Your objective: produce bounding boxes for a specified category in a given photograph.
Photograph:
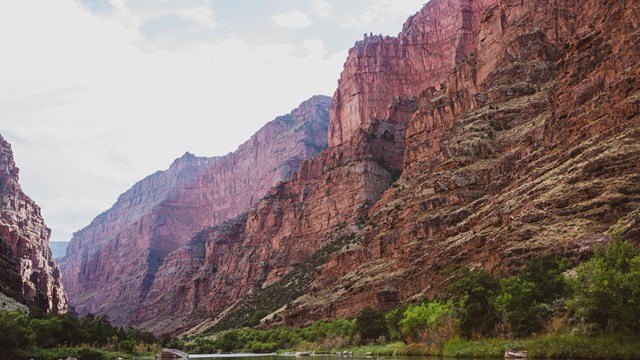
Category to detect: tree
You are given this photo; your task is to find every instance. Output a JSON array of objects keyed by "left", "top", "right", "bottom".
[
  {"left": 572, "top": 239, "right": 640, "bottom": 332},
  {"left": 446, "top": 268, "right": 500, "bottom": 338},
  {"left": 355, "top": 307, "right": 389, "bottom": 342},
  {"left": 0, "top": 311, "right": 35, "bottom": 350},
  {"left": 399, "top": 301, "right": 455, "bottom": 344}
]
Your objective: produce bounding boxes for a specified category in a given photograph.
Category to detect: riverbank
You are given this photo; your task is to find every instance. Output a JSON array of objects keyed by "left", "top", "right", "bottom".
[{"left": 319, "top": 334, "right": 640, "bottom": 359}]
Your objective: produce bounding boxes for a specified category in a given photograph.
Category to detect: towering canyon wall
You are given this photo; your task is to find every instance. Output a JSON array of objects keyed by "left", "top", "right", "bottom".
[
  {"left": 61, "top": 95, "right": 331, "bottom": 325},
  {"left": 64, "top": 0, "right": 639, "bottom": 336},
  {"left": 134, "top": 0, "right": 499, "bottom": 335},
  {"left": 0, "top": 134, "right": 67, "bottom": 312},
  {"left": 285, "top": 0, "right": 640, "bottom": 324}
]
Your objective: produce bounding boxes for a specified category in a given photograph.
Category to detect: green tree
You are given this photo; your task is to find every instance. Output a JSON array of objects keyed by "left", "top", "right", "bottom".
[
  {"left": 399, "top": 301, "right": 455, "bottom": 343},
  {"left": 355, "top": 307, "right": 389, "bottom": 342},
  {"left": 0, "top": 311, "right": 35, "bottom": 350},
  {"left": 493, "top": 276, "right": 539, "bottom": 337},
  {"left": 572, "top": 239, "right": 640, "bottom": 332},
  {"left": 384, "top": 308, "right": 404, "bottom": 341},
  {"left": 446, "top": 268, "right": 500, "bottom": 338}
]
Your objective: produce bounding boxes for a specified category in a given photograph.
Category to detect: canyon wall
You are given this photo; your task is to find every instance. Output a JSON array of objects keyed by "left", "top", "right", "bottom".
[
  {"left": 64, "top": 0, "right": 639, "bottom": 335},
  {"left": 137, "top": 0, "right": 500, "bottom": 335},
  {"left": 285, "top": 0, "right": 640, "bottom": 324},
  {"left": 61, "top": 95, "right": 331, "bottom": 325},
  {"left": 0, "top": 134, "right": 67, "bottom": 312}
]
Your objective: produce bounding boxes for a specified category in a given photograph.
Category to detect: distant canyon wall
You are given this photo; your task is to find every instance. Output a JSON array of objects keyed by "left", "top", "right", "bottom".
[{"left": 61, "top": 96, "right": 331, "bottom": 325}]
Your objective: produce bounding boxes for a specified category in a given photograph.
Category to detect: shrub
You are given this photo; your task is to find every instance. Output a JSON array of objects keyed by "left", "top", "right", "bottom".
[
  {"left": 446, "top": 268, "right": 500, "bottom": 338},
  {"left": 399, "top": 301, "right": 457, "bottom": 345},
  {"left": 355, "top": 307, "right": 389, "bottom": 342},
  {"left": 571, "top": 239, "right": 640, "bottom": 332},
  {"left": 493, "top": 276, "right": 540, "bottom": 337}
]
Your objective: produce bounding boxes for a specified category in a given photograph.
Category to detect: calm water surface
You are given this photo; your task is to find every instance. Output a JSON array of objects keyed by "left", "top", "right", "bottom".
[{"left": 186, "top": 355, "right": 451, "bottom": 360}]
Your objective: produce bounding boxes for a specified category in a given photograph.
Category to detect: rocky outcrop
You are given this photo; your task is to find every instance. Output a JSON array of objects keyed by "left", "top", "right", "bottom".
[
  {"left": 284, "top": 0, "right": 640, "bottom": 324},
  {"left": 0, "top": 134, "right": 67, "bottom": 313},
  {"left": 66, "top": 0, "right": 640, "bottom": 336},
  {"left": 142, "top": 0, "right": 500, "bottom": 335},
  {"left": 61, "top": 96, "right": 331, "bottom": 325},
  {"left": 328, "top": 0, "right": 498, "bottom": 148}
]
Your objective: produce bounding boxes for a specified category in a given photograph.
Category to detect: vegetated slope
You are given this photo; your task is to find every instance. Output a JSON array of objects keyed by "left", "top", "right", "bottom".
[
  {"left": 180, "top": 0, "right": 639, "bottom": 334},
  {"left": 0, "top": 134, "right": 68, "bottom": 313},
  {"left": 61, "top": 95, "right": 331, "bottom": 326}
]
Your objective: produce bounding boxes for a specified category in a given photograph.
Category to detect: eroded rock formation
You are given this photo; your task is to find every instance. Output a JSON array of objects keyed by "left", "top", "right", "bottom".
[
  {"left": 0, "top": 134, "right": 67, "bottom": 312},
  {"left": 286, "top": 0, "right": 640, "bottom": 324},
  {"left": 61, "top": 96, "right": 331, "bottom": 325},
  {"left": 135, "top": 0, "right": 497, "bottom": 335},
  {"left": 65, "top": 0, "right": 640, "bottom": 336}
]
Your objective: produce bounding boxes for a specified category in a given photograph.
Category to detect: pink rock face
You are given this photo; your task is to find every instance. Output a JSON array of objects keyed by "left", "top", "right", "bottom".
[
  {"left": 328, "top": 0, "right": 498, "bottom": 148},
  {"left": 285, "top": 0, "right": 640, "bottom": 324},
  {"left": 0, "top": 134, "right": 68, "bottom": 312},
  {"left": 129, "top": 0, "right": 502, "bottom": 334},
  {"left": 61, "top": 96, "right": 330, "bottom": 326}
]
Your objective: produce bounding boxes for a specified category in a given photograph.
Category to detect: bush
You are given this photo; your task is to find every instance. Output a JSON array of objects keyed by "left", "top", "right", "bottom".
[
  {"left": 384, "top": 308, "right": 404, "bottom": 341},
  {"left": 446, "top": 268, "right": 500, "bottom": 338},
  {"left": 399, "top": 301, "right": 456, "bottom": 345},
  {"left": 0, "top": 311, "right": 35, "bottom": 350},
  {"left": 493, "top": 276, "right": 540, "bottom": 337},
  {"left": 355, "top": 307, "right": 389, "bottom": 342},
  {"left": 571, "top": 239, "right": 640, "bottom": 332}
]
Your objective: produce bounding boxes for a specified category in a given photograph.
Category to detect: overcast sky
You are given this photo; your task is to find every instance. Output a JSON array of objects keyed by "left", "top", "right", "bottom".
[{"left": 0, "top": 0, "right": 426, "bottom": 242}]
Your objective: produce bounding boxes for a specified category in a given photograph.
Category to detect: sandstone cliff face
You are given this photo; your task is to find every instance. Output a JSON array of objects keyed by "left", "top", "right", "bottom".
[
  {"left": 285, "top": 0, "right": 640, "bottom": 324},
  {"left": 135, "top": 129, "right": 398, "bottom": 334},
  {"left": 61, "top": 96, "right": 331, "bottom": 325},
  {"left": 328, "top": 0, "right": 498, "bottom": 149},
  {"left": 149, "top": 0, "right": 496, "bottom": 335},
  {"left": 0, "top": 134, "right": 67, "bottom": 312}
]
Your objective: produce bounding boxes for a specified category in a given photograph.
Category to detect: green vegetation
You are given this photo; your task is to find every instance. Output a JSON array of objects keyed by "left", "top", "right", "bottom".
[
  {"left": 209, "top": 232, "right": 356, "bottom": 332},
  {"left": 0, "top": 309, "right": 159, "bottom": 360},
  {"left": 183, "top": 234, "right": 640, "bottom": 359}
]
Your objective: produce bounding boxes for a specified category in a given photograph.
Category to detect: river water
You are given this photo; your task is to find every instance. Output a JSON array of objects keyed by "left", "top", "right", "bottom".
[{"left": 186, "top": 354, "right": 450, "bottom": 360}]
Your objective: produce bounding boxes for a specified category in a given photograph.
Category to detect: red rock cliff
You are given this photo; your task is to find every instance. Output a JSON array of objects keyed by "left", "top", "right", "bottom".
[
  {"left": 61, "top": 96, "right": 330, "bottom": 325},
  {"left": 135, "top": 1, "right": 499, "bottom": 335},
  {"left": 328, "top": 0, "right": 497, "bottom": 148},
  {"left": 285, "top": 0, "right": 640, "bottom": 324},
  {"left": 0, "top": 134, "right": 68, "bottom": 312}
]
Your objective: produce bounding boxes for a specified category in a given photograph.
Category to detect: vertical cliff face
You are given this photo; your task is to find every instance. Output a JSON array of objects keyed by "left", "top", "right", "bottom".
[
  {"left": 61, "top": 95, "right": 331, "bottom": 325},
  {"left": 284, "top": 0, "right": 640, "bottom": 324},
  {"left": 0, "top": 134, "right": 68, "bottom": 313},
  {"left": 328, "top": 0, "right": 498, "bottom": 149},
  {"left": 141, "top": 1, "right": 500, "bottom": 335}
]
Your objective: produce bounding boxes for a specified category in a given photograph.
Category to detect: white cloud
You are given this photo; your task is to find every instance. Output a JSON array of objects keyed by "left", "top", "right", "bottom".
[
  {"left": 311, "top": 0, "right": 332, "bottom": 19},
  {"left": 178, "top": 6, "right": 216, "bottom": 29},
  {"left": 0, "top": 0, "right": 345, "bottom": 242},
  {"left": 271, "top": 10, "right": 312, "bottom": 29},
  {"left": 341, "top": 0, "right": 426, "bottom": 31}
]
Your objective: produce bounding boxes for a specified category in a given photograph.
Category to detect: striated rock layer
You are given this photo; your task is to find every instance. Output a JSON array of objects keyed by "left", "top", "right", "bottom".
[
  {"left": 0, "top": 134, "right": 67, "bottom": 313},
  {"left": 139, "top": 0, "right": 499, "bottom": 335},
  {"left": 61, "top": 96, "right": 331, "bottom": 325},
  {"left": 170, "top": 0, "right": 639, "bottom": 334},
  {"left": 285, "top": 0, "right": 640, "bottom": 324}
]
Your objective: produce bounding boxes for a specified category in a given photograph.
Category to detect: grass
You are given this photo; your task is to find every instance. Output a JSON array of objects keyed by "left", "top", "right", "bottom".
[
  {"left": 284, "top": 334, "right": 640, "bottom": 359},
  {"left": 12, "top": 347, "right": 133, "bottom": 360}
]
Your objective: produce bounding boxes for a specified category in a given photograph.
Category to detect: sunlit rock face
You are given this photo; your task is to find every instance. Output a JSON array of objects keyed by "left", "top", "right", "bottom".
[
  {"left": 61, "top": 96, "right": 331, "bottom": 326},
  {"left": 0, "top": 134, "right": 68, "bottom": 313}
]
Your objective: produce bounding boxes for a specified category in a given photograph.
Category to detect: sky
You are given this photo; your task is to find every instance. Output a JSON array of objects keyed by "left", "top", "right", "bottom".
[{"left": 0, "top": 0, "right": 427, "bottom": 242}]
